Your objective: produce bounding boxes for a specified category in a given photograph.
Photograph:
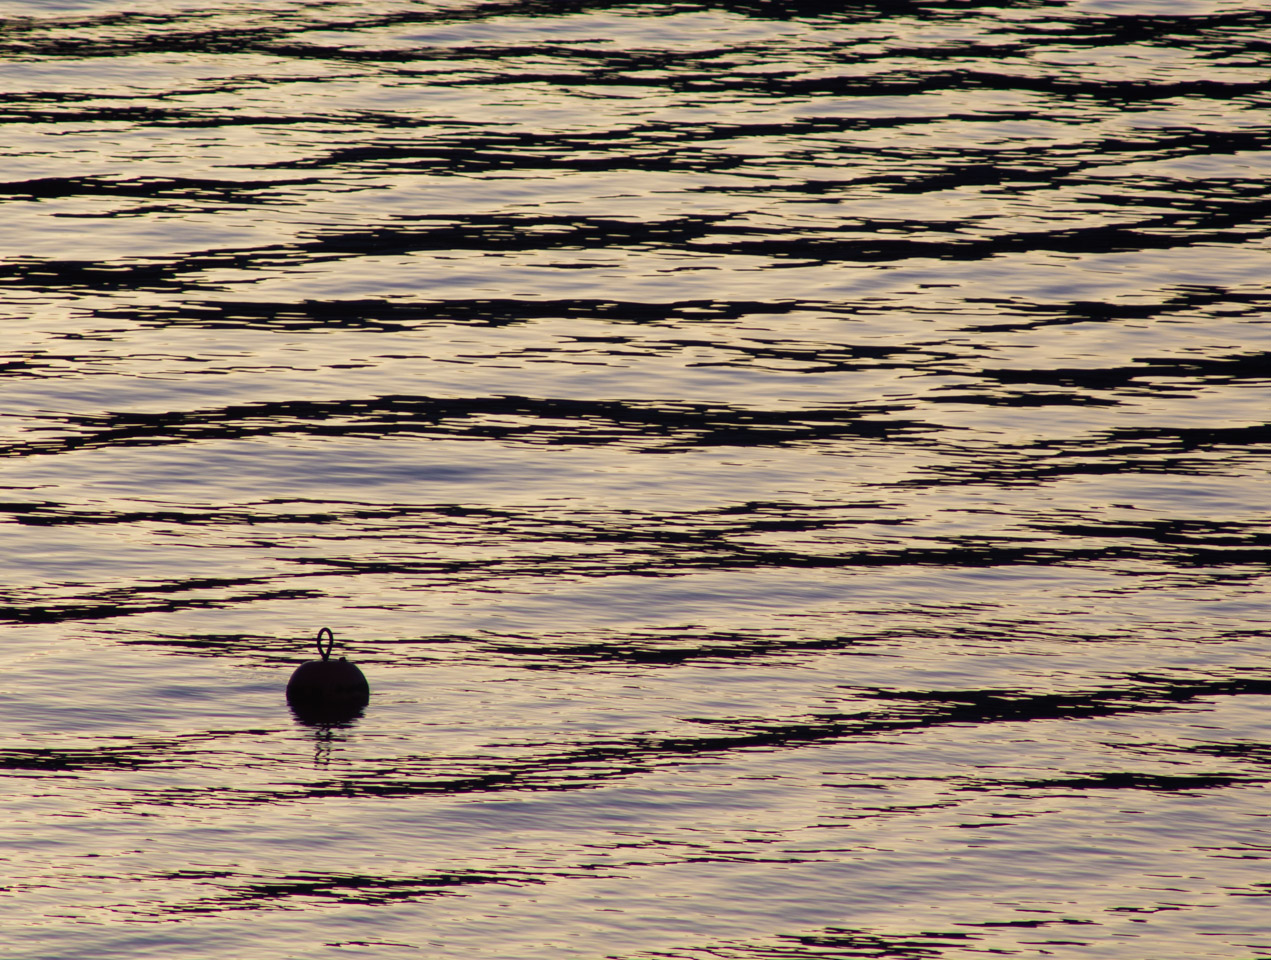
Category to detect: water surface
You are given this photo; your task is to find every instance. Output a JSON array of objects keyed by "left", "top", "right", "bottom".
[{"left": 2, "top": 1, "right": 1270, "bottom": 957}]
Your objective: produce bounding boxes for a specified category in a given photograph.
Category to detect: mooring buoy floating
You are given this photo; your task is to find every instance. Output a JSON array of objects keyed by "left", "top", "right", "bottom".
[{"left": 286, "top": 627, "right": 370, "bottom": 724}]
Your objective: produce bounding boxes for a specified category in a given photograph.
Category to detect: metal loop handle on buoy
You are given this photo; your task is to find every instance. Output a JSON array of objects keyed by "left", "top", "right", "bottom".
[{"left": 316, "top": 627, "right": 335, "bottom": 661}]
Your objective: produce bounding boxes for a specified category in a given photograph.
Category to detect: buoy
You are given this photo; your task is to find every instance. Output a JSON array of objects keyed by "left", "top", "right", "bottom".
[{"left": 286, "top": 628, "right": 370, "bottom": 724}]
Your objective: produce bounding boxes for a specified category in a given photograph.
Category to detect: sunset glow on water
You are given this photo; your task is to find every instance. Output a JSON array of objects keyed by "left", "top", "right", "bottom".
[{"left": 1, "top": 1, "right": 1270, "bottom": 957}]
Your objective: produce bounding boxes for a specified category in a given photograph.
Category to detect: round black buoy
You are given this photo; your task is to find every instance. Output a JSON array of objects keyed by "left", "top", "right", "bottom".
[{"left": 286, "top": 628, "right": 370, "bottom": 725}]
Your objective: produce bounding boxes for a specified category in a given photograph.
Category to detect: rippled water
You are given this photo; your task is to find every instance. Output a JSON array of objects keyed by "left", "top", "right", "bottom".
[{"left": 2, "top": 0, "right": 1270, "bottom": 957}]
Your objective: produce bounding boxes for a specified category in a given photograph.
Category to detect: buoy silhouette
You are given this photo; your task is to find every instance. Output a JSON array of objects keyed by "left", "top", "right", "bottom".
[{"left": 286, "top": 627, "right": 370, "bottom": 724}]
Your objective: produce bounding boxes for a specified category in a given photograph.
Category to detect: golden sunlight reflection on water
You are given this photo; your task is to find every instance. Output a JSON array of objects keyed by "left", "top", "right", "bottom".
[{"left": 1, "top": 0, "right": 1270, "bottom": 958}]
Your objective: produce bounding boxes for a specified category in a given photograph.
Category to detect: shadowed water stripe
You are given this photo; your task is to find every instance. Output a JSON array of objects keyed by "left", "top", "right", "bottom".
[{"left": 102, "top": 672, "right": 1271, "bottom": 808}]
